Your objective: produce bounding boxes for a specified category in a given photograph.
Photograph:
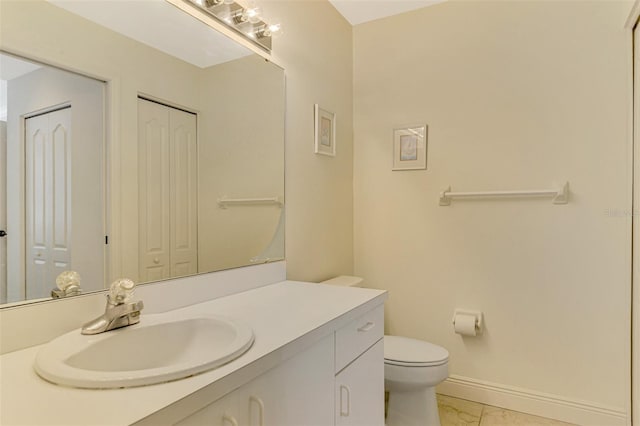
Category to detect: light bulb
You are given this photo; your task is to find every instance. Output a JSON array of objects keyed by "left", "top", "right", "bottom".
[
  {"left": 191, "top": 0, "right": 205, "bottom": 6},
  {"left": 223, "top": 0, "right": 235, "bottom": 4},
  {"left": 266, "top": 22, "right": 282, "bottom": 36},
  {"left": 242, "top": 6, "right": 262, "bottom": 24},
  {"left": 258, "top": 21, "right": 282, "bottom": 38}
]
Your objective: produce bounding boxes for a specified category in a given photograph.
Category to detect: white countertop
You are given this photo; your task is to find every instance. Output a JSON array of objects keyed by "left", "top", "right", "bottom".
[{"left": 0, "top": 281, "right": 387, "bottom": 426}]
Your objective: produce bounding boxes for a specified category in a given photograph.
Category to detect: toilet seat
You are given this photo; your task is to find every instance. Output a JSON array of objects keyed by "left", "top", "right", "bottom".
[
  {"left": 384, "top": 335, "right": 449, "bottom": 367},
  {"left": 385, "top": 358, "right": 448, "bottom": 367}
]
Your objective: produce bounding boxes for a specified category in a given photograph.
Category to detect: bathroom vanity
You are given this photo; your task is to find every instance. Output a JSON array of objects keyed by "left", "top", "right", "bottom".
[{"left": 0, "top": 281, "right": 386, "bottom": 425}]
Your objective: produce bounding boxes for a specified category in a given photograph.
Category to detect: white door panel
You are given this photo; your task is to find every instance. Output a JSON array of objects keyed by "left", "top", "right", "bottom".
[
  {"left": 138, "top": 100, "right": 171, "bottom": 282},
  {"left": 50, "top": 119, "right": 71, "bottom": 276},
  {"left": 25, "top": 107, "right": 71, "bottom": 299},
  {"left": 138, "top": 99, "right": 197, "bottom": 281},
  {"left": 169, "top": 109, "right": 197, "bottom": 277}
]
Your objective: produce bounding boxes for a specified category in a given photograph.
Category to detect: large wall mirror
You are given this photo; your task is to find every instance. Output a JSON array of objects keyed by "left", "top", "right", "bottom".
[{"left": 0, "top": 0, "right": 285, "bottom": 306}]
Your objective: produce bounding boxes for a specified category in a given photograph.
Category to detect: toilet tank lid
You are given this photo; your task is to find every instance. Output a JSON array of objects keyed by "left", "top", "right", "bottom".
[
  {"left": 319, "top": 275, "right": 363, "bottom": 287},
  {"left": 384, "top": 335, "right": 449, "bottom": 364}
]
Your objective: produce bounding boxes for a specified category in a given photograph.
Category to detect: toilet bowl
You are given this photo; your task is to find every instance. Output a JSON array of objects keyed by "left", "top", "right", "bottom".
[
  {"left": 384, "top": 335, "right": 449, "bottom": 426},
  {"left": 320, "top": 276, "right": 450, "bottom": 426}
]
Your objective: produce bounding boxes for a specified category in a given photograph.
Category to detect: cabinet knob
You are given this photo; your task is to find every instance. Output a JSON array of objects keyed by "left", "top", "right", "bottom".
[{"left": 153, "top": 257, "right": 160, "bottom": 264}]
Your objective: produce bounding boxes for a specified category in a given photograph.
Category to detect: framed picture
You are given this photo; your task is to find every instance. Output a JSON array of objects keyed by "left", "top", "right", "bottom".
[
  {"left": 392, "top": 124, "right": 427, "bottom": 170},
  {"left": 314, "top": 104, "right": 336, "bottom": 157}
]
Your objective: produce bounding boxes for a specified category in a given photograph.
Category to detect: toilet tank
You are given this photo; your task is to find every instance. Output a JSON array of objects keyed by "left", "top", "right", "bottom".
[{"left": 320, "top": 275, "right": 364, "bottom": 287}]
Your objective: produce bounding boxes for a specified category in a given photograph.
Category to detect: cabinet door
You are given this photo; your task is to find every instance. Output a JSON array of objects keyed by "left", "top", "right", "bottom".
[
  {"left": 241, "top": 333, "right": 335, "bottom": 426},
  {"left": 177, "top": 391, "right": 241, "bottom": 426},
  {"left": 335, "top": 339, "right": 384, "bottom": 426}
]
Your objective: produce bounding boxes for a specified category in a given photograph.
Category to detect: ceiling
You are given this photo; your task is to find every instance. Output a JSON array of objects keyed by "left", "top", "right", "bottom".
[
  {"left": 0, "top": 53, "right": 42, "bottom": 121},
  {"left": 48, "top": 0, "right": 252, "bottom": 68},
  {"left": 0, "top": 54, "right": 41, "bottom": 81},
  {"left": 328, "top": 0, "right": 446, "bottom": 25},
  {"left": 45, "top": 0, "right": 445, "bottom": 67}
]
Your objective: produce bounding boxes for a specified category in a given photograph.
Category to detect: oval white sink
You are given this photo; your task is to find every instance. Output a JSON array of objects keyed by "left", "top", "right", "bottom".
[{"left": 34, "top": 314, "right": 254, "bottom": 389}]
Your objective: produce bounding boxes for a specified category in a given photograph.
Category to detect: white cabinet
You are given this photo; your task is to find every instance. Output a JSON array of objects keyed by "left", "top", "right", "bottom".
[
  {"left": 178, "top": 390, "right": 238, "bottom": 426},
  {"left": 335, "top": 305, "right": 385, "bottom": 426},
  {"left": 177, "top": 334, "right": 334, "bottom": 426},
  {"left": 174, "top": 304, "right": 385, "bottom": 426}
]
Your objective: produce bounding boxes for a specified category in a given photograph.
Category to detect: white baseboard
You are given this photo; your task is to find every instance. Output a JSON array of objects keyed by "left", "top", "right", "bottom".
[{"left": 437, "top": 375, "right": 628, "bottom": 426}]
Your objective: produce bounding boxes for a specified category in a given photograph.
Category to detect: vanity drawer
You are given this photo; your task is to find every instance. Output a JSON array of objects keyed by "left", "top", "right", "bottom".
[{"left": 335, "top": 304, "right": 384, "bottom": 373}]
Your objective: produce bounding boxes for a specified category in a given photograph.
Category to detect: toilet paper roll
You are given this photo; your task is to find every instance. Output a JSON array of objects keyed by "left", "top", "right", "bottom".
[{"left": 454, "top": 313, "right": 477, "bottom": 336}]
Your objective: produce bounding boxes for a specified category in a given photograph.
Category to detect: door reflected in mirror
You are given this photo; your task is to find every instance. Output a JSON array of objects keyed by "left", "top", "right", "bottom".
[
  {"left": 0, "top": 53, "right": 105, "bottom": 304},
  {"left": 0, "top": 0, "right": 285, "bottom": 307}
]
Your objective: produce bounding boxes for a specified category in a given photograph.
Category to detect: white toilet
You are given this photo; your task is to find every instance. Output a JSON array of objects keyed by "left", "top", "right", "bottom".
[
  {"left": 384, "top": 335, "right": 449, "bottom": 426},
  {"left": 320, "top": 276, "right": 450, "bottom": 426}
]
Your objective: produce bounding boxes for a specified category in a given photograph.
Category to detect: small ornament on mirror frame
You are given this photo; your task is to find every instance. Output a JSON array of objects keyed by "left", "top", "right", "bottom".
[
  {"left": 314, "top": 104, "right": 336, "bottom": 157},
  {"left": 392, "top": 124, "right": 427, "bottom": 170}
]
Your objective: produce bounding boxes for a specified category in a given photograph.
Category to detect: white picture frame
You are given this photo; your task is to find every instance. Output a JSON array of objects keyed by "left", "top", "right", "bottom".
[
  {"left": 392, "top": 124, "right": 427, "bottom": 170},
  {"left": 314, "top": 104, "right": 336, "bottom": 157}
]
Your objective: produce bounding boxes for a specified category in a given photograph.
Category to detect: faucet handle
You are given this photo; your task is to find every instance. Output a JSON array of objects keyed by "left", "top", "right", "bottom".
[
  {"left": 51, "top": 271, "right": 82, "bottom": 298},
  {"left": 108, "top": 278, "right": 136, "bottom": 304}
]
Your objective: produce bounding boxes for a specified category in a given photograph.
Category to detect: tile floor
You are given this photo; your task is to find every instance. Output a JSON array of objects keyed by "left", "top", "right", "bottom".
[{"left": 436, "top": 394, "right": 576, "bottom": 426}]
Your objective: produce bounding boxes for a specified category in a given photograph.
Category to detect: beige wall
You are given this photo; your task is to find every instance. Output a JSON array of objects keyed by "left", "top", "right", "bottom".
[
  {"left": 198, "top": 55, "right": 285, "bottom": 272},
  {"left": 262, "top": 0, "right": 355, "bottom": 282},
  {"left": 354, "top": 0, "right": 631, "bottom": 416}
]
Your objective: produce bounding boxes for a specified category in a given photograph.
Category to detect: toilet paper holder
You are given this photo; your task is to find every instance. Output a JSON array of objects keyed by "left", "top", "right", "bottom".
[{"left": 452, "top": 309, "right": 483, "bottom": 334}]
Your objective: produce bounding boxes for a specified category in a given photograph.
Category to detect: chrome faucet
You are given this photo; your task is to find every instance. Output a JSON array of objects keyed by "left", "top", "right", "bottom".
[{"left": 81, "top": 279, "right": 144, "bottom": 335}]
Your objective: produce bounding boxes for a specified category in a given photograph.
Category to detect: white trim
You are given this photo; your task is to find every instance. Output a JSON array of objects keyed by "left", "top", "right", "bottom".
[
  {"left": 632, "top": 11, "right": 640, "bottom": 426},
  {"left": 437, "top": 375, "right": 628, "bottom": 426},
  {"left": 627, "top": 14, "right": 637, "bottom": 426},
  {"left": 626, "top": 0, "right": 640, "bottom": 29}
]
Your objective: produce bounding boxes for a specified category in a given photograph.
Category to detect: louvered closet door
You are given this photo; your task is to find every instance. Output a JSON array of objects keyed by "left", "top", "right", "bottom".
[
  {"left": 138, "top": 98, "right": 197, "bottom": 282},
  {"left": 25, "top": 107, "right": 72, "bottom": 299}
]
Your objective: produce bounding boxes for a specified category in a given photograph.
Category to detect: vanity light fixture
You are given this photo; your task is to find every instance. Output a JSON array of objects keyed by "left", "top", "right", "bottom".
[
  {"left": 184, "top": 0, "right": 279, "bottom": 51},
  {"left": 204, "top": 0, "right": 234, "bottom": 7}
]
